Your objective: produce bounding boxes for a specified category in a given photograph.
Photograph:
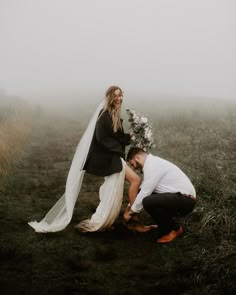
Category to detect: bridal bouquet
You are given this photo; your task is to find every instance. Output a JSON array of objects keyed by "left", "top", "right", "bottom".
[{"left": 126, "top": 108, "right": 155, "bottom": 151}]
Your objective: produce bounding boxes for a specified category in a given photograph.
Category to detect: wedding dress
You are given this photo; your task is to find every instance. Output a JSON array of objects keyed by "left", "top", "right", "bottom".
[{"left": 28, "top": 101, "right": 125, "bottom": 232}]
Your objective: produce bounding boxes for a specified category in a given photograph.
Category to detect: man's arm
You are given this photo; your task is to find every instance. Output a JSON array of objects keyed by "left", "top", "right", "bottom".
[
  {"left": 124, "top": 158, "right": 167, "bottom": 222},
  {"left": 131, "top": 161, "right": 166, "bottom": 213},
  {"left": 130, "top": 176, "right": 158, "bottom": 213},
  {"left": 124, "top": 168, "right": 161, "bottom": 223}
]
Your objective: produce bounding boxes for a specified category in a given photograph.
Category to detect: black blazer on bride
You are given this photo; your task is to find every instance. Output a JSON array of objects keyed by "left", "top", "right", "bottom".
[{"left": 84, "top": 110, "right": 131, "bottom": 177}]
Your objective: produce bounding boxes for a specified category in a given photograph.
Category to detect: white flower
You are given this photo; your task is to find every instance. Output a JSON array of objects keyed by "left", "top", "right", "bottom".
[
  {"left": 141, "top": 117, "right": 148, "bottom": 124},
  {"left": 133, "top": 114, "right": 139, "bottom": 121}
]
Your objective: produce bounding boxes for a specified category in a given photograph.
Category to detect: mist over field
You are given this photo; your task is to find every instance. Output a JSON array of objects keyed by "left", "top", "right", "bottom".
[
  {"left": 1, "top": 1, "right": 236, "bottom": 294},
  {"left": 1, "top": 0, "right": 235, "bottom": 125},
  {"left": 24, "top": 91, "right": 236, "bottom": 124}
]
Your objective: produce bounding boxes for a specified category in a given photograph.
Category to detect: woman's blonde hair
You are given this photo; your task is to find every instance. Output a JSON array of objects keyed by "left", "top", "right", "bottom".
[{"left": 102, "top": 86, "right": 123, "bottom": 132}]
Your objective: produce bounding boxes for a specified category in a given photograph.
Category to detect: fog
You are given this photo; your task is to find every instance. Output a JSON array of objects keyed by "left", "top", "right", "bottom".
[{"left": 1, "top": 0, "right": 236, "bottom": 114}]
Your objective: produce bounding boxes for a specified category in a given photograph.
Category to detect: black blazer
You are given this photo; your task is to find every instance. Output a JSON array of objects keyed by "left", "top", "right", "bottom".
[{"left": 84, "top": 110, "right": 130, "bottom": 176}]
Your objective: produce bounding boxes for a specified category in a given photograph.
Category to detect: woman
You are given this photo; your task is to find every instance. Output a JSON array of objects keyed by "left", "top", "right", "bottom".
[
  {"left": 29, "top": 86, "right": 141, "bottom": 233},
  {"left": 77, "top": 86, "right": 142, "bottom": 231},
  {"left": 84, "top": 86, "right": 141, "bottom": 200}
]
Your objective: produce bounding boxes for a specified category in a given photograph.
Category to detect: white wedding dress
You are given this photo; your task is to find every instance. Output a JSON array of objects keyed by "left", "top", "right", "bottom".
[{"left": 28, "top": 101, "right": 126, "bottom": 233}]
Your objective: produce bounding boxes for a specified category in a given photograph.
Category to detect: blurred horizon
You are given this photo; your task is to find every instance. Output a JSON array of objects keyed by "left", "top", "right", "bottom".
[{"left": 1, "top": 87, "right": 235, "bottom": 125}]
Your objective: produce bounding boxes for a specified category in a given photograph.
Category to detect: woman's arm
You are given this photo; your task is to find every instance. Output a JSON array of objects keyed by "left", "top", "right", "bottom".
[
  {"left": 113, "top": 120, "right": 131, "bottom": 146},
  {"left": 121, "top": 133, "right": 131, "bottom": 145},
  {"left": 95, "top": 112, "right": 124, "bottom": 155}
]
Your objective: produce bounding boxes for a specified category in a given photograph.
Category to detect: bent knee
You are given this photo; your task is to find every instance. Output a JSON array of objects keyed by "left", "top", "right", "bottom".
[
  {"left": 142, "top": 196, "right": 151, "bottom": 210},
  {"left": 128, "top": 175, "right": 141, "bottom": 189},
  {"left": 133, "top": 175, "right": 141, "bottom": 186},
  {"left": 142, "top": 197, "right": 148, "bottom": 209},
  {"left": 125, "top": 167, "right": 141, "bottom": 186}
]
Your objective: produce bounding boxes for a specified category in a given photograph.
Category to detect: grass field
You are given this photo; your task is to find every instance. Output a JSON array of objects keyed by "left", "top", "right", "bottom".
[
  {"left": 0, "top": 100, "right": 235, "bottom": 295},
  {"left": 0, "top": 97, "right": 32, "bottom": 180}
]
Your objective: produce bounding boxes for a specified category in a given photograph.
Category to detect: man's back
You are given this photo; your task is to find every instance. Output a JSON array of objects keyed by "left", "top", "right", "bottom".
[{"left": 143, "top": 154, "right": 196, "bottom": 197}]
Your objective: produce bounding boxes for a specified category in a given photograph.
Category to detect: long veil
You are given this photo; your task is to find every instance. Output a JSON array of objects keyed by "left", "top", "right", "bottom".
[
  {"left": 28, "top": 100, "right": 122, "bottom": 232},
  {"left": 29, "top": 100, "right": 126, "bottom": 232}
]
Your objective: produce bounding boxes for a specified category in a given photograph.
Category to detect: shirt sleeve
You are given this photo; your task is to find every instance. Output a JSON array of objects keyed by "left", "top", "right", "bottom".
[{"left": 131, "top": 161, "right": 165, "bottom": 213}]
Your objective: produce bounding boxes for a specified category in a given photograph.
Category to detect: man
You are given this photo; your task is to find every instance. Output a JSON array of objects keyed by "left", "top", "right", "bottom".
[{"left": 124, "top": 147, "right": 196, "bottom": 243}]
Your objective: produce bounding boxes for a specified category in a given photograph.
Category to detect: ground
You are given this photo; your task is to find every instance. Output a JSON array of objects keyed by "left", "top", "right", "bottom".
[{"left": 0, "top": 109, "right": 235, "bottom": 295}]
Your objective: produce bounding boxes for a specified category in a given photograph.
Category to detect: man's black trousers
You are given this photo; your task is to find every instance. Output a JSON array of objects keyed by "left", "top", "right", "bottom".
[{"left": 142, "top": 192, "right": 196, "bottom": 236}]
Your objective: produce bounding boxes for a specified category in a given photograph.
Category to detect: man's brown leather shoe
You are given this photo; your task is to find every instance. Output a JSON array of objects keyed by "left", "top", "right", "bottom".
[{"left": 157, "top": 226, "right": 184, "bottom": 243}]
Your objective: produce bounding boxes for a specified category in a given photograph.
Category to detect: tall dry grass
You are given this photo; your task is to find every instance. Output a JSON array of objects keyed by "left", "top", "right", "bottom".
[{"left": 0, "top": 99, "right": 33, "bottom": 178}]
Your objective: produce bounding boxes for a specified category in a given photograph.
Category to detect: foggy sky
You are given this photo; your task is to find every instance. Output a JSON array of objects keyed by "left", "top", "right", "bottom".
[{"left": 1, "top": 0, "right": 236, "bottom": 101}]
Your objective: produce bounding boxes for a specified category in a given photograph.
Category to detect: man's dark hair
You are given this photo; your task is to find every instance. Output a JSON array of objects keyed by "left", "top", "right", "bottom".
[{"left": 126, "top": 147, "right": 146, "bottom": 161}]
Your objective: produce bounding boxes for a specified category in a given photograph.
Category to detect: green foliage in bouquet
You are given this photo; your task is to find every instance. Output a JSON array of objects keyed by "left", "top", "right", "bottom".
[{"left": 126, "top": 108, "right": 155, "bottom": 151}]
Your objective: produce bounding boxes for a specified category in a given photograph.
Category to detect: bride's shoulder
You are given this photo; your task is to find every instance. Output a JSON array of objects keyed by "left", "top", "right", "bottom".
[
  {"left": 100, "top": 110, "right": 110, "bottom": 117},
  {"left": 98, "top": 110, "right": 111, "bottom": 122}
]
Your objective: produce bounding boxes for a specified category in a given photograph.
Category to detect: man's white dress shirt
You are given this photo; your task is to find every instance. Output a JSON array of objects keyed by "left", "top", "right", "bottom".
[{"left": 131, "top": 154, "right": 196, "bottom": 213}]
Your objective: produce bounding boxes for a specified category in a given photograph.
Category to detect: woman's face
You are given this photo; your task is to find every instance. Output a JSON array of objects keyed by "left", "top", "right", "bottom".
[{"left": 113, "top": 89, "right": 123, "bottom": 107}]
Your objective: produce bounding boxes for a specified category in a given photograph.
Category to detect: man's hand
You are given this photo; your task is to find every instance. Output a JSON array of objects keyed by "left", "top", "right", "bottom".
[{"left": 123, "top": 208, "right": 137, "bottom": 223}]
